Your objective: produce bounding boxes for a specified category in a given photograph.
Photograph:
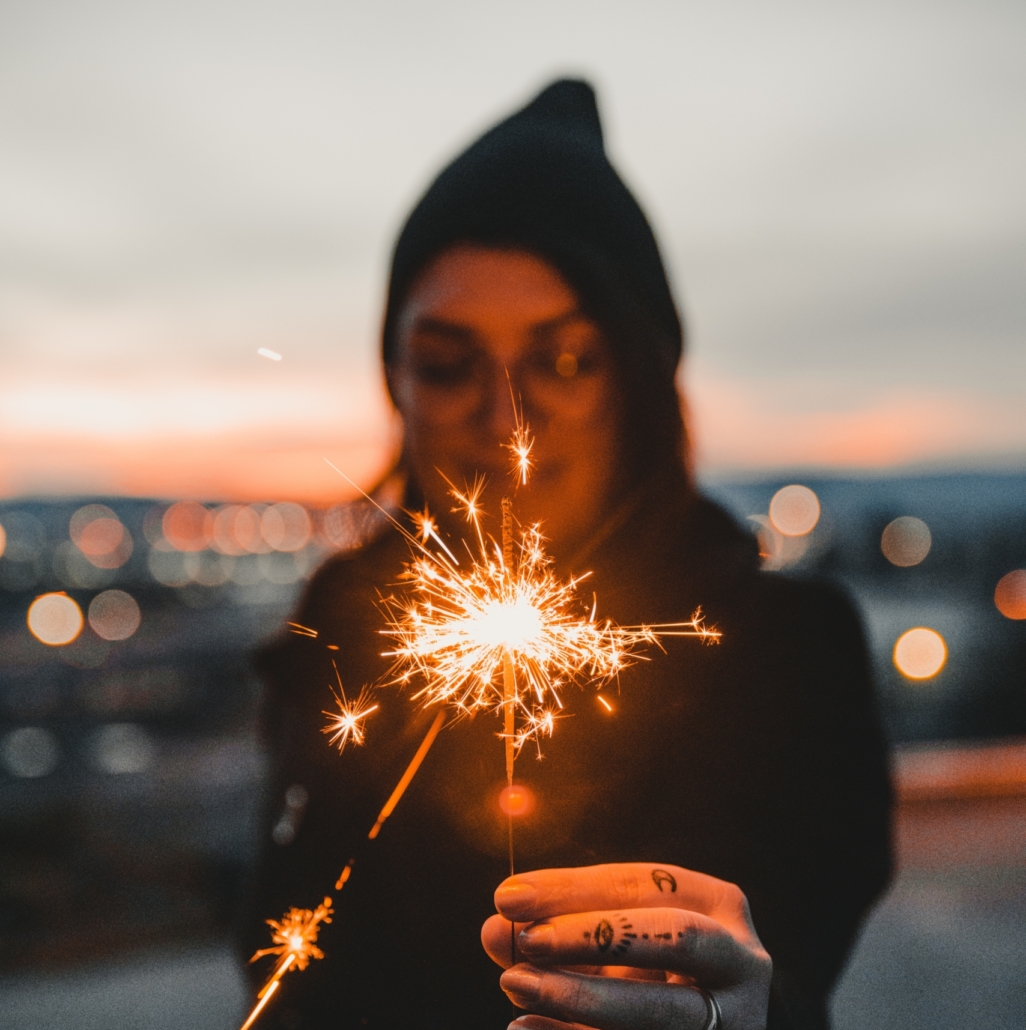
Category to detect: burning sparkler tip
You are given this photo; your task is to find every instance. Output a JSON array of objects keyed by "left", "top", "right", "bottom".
[{"left": 322, "top": 683, "right": 379, "bottom": 751}]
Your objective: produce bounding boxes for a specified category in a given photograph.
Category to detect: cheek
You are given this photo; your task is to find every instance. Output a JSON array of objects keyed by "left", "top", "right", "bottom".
[{"left": 547, "top": 378, "right": 621, "bottom": 451}]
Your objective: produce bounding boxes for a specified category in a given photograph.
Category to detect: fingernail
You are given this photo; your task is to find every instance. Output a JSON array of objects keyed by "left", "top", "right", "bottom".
[
  {"left": 495, "top": 882, "right": 539, "bottom": 917},
  {"left": 517, "top": 922, "right": 554, "bottom": 957},
  {"left": 500, "top": 965, "right": 542, "bottom": 1005}
]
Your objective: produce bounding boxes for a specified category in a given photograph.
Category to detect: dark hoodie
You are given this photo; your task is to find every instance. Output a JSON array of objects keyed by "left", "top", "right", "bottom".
[{"left": 242, "top": 81, "right": 892, "bottom": 1030}]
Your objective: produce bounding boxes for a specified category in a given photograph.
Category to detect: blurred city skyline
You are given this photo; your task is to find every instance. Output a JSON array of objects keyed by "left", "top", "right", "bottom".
[{"left": 2, "top": 0, "right": 1024, "bottom": 502}]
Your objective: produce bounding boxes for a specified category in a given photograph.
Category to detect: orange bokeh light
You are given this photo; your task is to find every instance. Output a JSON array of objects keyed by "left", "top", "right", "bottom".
[
  {"left": 768, "top": 485, "right": 820, "bottom": 537},
  {"left": 27, "top": 592, "right": 84, "bottom": 646},
  {"left": 69, "top": 503, "right": 133, "bottom": 568},
  {"left": 70, "top": 504, "right": 117, "bottom": 545},
  {"left": 498, "top": 784, "right": 534, "bottom": 817},
  {"left": 162, "top": 501, "right": 214, "bottom": 551},
  {"left": 78, "top": 517, "right": 124, "bottom": 556},
  {"left": 994, "top": 570, "right": 1026, "bottom": 620},
  {"left": 211, "top": 504, "right": 268, "bottom": 554},
  {"left": 893, "top": 627, "right": 947, "bottom": 680}
]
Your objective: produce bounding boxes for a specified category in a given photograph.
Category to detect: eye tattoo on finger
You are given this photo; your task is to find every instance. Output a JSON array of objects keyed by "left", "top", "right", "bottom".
[
  {"left": 583, "top": 918, "right": 615, "bottom": 952},
  {"left": 583, "top": 914, "right": 640, "bottom": 958},
  {"left": 651, "top": 868, "right": 677, "bottom": 893},
  {"left": 584, "top": 916, "right": 676, "bottom": 954}
]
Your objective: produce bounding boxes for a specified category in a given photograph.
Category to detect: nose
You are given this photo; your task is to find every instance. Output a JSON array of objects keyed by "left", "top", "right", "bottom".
[{"left": 483, "top": 366, "right": 521, "bottom": 442}]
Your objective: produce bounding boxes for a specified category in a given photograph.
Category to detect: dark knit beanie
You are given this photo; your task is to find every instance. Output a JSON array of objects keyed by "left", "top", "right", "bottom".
[{"left": 381, "top": 78, "right": 683, "bottom": 370}]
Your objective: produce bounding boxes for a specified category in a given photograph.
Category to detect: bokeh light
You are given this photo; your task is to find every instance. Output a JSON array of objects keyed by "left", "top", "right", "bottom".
[
  {"left": 893, "top": 627, "right": 947, "bottom": 680},
  {"left": 1, "top": 727, "right": 60, "bottom": 778},
  {"left": 261, "top": 502, "right": 312, "bottom": 551},
  {"left": 70, "top": 504, "right": 116, "bottom": 544},
  {"left": 212, "top": 505, "right": 244, "bottom": 555},
  {"left": 192, "top": 551, "right": 234, "bottom": 587},
  {"left": 498, "top": 783, "right": 534, "bottom": 817},
  {"left": 230, "top": 554, "right": 264, "bottom": 586},
  {"left": 162, "top": 501, "right": 213, "bottom": 551},
  {"left": 88, "top": 589, "right": 142, "bottom": 641},
  {"left": 147, "top": 548, "right": 196, "bottom": 587},
  {"left": 881, "top": 516, "right": 932, "bottom": 567},
  {"left": 768, "top": 485, "right": 821, "bottom": 537},
  {"left": 1, "top": 511, "right": 46, "bottom": 562},
  {"left": 238, "top": 506, "right": 268, "bottom": 551},
  {"left": 212, "top": 504, "right": 268, "bottom": 554},
  {"left": 70, "top": 504, "right": 134, "bottom": 569},
  {"left": 0, "top": 522, "right": 6, "bottom": 558},
  {"left": 91, "top": 723, "right": 155, "bottom": 775},
  {"left": 749, "top": 513, "right": 809, "bottom": 570},
  {"left": 994, "top": 570, "right": 1026, "bottom": 620},
  {"left": 258, "top": 551, "right": 306, "bottom": 584},
  {"left": 78, "top": 518, "right": 123, "bottom": 555},
  {"left": 555, "top": 353, "right": 578, "bottom": 377},
  {"left": 27, "top": 592, "right": 84, "bottom": 646}
]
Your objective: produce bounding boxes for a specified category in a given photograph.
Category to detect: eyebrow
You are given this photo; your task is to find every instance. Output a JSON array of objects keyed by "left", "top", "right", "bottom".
[
  {"left": 412, "top": 310, "right": 587, "bottom": 338},
  {"left": 408, "top": 317, "right": 478, "bottom": 344},
  {"left": 531, "top": 310, "right": 590, "bottom": 341}
]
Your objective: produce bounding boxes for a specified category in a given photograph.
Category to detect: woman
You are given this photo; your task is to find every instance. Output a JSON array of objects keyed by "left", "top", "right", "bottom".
[{"left": 243, "top": 80, "right": 891, "bottom": 1030}]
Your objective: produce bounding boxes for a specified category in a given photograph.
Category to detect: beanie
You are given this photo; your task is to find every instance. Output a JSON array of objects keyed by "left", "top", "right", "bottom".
[{"left": 381, "top": 79, "right": 683, "bottom": 369}]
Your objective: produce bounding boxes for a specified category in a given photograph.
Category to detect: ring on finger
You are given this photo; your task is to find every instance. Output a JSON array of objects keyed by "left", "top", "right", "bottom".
[{"left": 693, "top": 987, "right": 723, "bottom": 1030}]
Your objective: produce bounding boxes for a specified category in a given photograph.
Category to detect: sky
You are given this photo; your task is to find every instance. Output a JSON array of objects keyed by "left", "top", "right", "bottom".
[{"left": 1, "top": 0, "right": 1024, "bottom": 502}]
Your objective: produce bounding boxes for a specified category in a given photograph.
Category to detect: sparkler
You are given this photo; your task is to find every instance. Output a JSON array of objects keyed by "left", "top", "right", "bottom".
[
  {"left": 241, "top": 898, "right": 333, "bottom": 1030},
  {"left": 323, "top": 664, "right": 379, "bottom": 751},
  {"left": 239, "top": 709, "right": 446, "bottom": 1030},
  {"left": 241, "top": 411, "right": 719, "bottom": 1029},
  {"left": 380, "top": 429, "right": 718, "bottom": 765}
]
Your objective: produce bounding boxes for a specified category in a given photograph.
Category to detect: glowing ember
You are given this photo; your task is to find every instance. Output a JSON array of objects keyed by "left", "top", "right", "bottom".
[
  {"left": 504, "top": 419, "right": 534, "bottom": 486},
  {"left": 250, "top": 897, "right": 333, "bottom": 971},
  {"left": 322, "top": 672, "right": 379, "bottom": 752}
]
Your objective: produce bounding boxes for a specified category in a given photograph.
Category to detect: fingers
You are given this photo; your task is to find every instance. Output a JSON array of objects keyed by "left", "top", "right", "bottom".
[
  {"left": 510, "top": 1017, "right": 598, "bottom": 1030},
  {"left": 501, "top": 963, "right": 712, "bottom": 1030},
  {"left": 483, "top": 913, "right": 531, "bottom": 969},
  {"left": 494, "top": 864, "right": 752, "bottom": 934},
  {"left": 514, "top": 908, "right": 759, "bottom": 988}
]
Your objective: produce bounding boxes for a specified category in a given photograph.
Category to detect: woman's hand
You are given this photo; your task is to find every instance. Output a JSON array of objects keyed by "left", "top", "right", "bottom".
[{"left": 481, "top": 862, "right": 772, "bottom": 1030}]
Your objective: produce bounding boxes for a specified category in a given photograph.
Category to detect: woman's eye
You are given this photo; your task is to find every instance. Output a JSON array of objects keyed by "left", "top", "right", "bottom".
[{"left": 415, "top": 358, "right": 475, "bottom": 386}]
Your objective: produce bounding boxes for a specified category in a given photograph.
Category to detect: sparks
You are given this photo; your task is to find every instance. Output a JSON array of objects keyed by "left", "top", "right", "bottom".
[
  {"left": 322, "top": 668, "right": 379, "bottom": 752},
  {"left": 249, "top": 898, "right": 333, "bottom": 970},
  {"left": 241, "top": 897, "right": 333, "bottom": 1029},
  {"left": 288, "top": 621, "right": 319, "bottom": 638},
  {"left": 504, "top": 421, "right": 534, "bottom": 486},
  {"left": 381, "top": 490, "right": 718, "bottom": 756}
]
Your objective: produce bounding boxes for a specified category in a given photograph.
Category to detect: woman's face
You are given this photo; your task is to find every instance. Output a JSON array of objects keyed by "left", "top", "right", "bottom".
[{"left": 388, "top": 246, "right": 623, "bottom": 551}]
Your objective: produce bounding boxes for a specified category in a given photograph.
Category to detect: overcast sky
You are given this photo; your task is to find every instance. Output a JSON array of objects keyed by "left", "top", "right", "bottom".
[{"left": 1, "top": 0, "right": 1023, "bottom": 500}]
